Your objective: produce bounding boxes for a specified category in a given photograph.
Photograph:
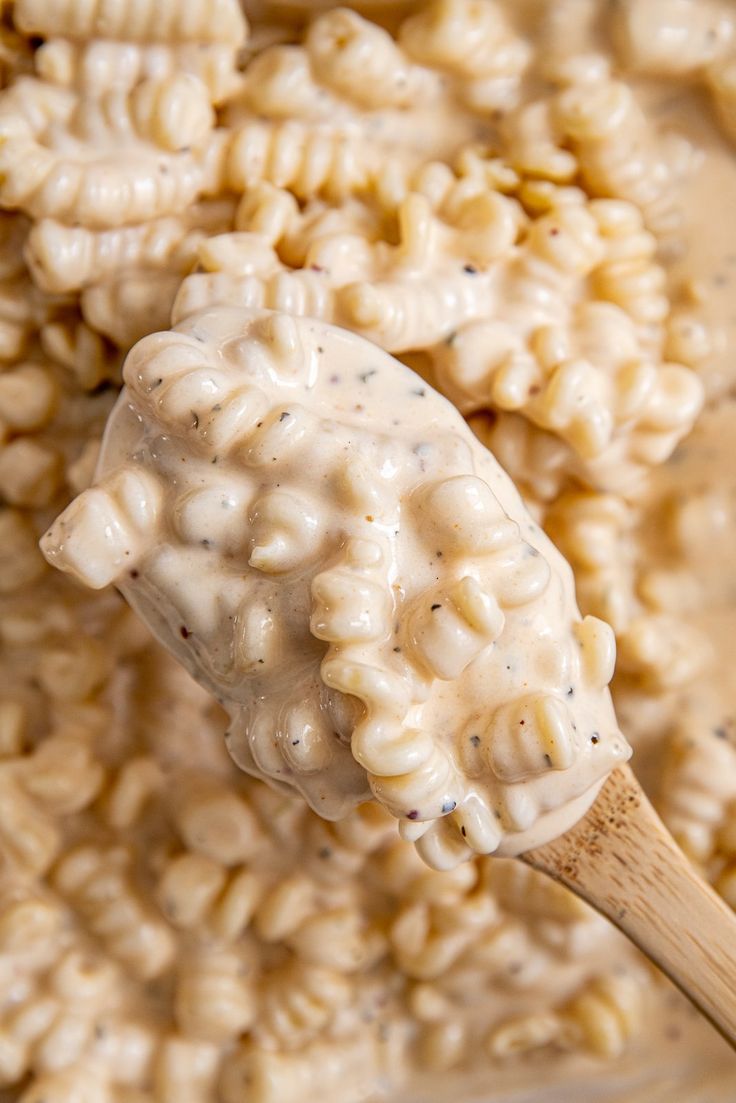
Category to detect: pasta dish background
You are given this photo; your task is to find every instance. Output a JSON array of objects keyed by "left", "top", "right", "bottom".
[{"left": 0, "top": 1, "right": 735, "bottom": 1100}]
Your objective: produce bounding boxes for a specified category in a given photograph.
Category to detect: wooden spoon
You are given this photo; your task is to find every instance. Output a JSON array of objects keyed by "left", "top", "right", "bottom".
[{"left": 524, "top": 763, "right": 736, "bottom": 1048}]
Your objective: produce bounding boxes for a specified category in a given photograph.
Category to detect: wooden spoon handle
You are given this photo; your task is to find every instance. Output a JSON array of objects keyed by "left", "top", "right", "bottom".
[{"left": 523, "top": 763, "right": 736, "bottom": 1048}]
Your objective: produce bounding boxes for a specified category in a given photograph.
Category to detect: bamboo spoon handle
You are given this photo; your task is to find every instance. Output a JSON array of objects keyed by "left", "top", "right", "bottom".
[{"left": 523, "top": 763, "right": 736, "bottom": 1048}]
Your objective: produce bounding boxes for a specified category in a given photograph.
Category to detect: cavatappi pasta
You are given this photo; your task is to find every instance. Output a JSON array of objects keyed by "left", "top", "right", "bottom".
[{"left": 0, "top": 2, "right": 736, "bottom": 1102}]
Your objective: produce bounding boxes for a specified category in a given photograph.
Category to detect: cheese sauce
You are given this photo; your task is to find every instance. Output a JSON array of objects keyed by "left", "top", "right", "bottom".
[{"left": 2, "top": 1, "right": 736, "bottom": 1101}]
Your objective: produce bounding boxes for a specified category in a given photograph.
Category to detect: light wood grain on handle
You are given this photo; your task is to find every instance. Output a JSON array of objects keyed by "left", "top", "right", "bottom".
[{"left": 523, "top": 763, "right": 736, "bottom": 1048}]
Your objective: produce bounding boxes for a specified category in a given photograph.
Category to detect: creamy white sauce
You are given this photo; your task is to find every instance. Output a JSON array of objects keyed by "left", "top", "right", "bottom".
[
  {"left": 5, "top": 1, "right": 736, "bottom": 1099},
  {"left": 42, "top": 307, "right": 628, "bottom": 866}
]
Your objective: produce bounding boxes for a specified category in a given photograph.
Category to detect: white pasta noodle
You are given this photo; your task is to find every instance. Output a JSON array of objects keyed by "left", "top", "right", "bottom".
[
  {"left": 70, "top": 73, "right": 214, "bottom": 151},
  {"left": 612, "top": 0, "right": 735, "bottom": 76},
  {"left": 502, "top": 100, "right": 578, "bottom": 184},
  {"left": 400, "top": 0, "right": 531, "bottom": 112},
  {"left": 305, "top": 8, "right": 433, "bottom": 111},
  {"left": 0, "top": 361, "right": 58, "bottom": 430},
  {"left": 53, "top": 845, "right": 177, "bottom": 979},
  {"left": 103, "top": 755, "right": 162, "bottom": 830},
  {"left": 223, "top": 119, "right": 384, "bottom": 201},
  {"left": 433, "top": 209, "right": 703, "bottom": 493},
  {"left": 26, "top": 217, "right": 199, "bottom": 295},
  {"left": 41, "top": 316, "right": 122, "bottom": 392},
  {"left": 553, "top": 76, "right": 697, "bottom": 235},
  {"left": 256, "top": 960, "right": 353, "bottom": 1049},
  {"left": 14, "top": 0, "right": 248, "bottom": 45},
  {"left": 153, "top": 1035, "right": 220, "bottom": 1103},
  {"left": 0, "top": 437, "right": 63, "bottom": 508},
  {"left": 659, "top": 720, "right": 736, "bottom": 862},
  {"left": 0, "top": 78, "right": 208, "bottom": 229},
  {"left": 36, "top": 39, "right": 242, "bottom": 102},
  {"left": 487, "top": 971, "right": 644, "bottom": 1059},
  {"left": 545, "top": 490, "right": 638, "bottom": 633},
  {"left": 174, "top": 946, "right": 256, "bottom": 1042},
  {"left": 220, "top": 1031, "right": 404, "bottom": 1103},
  {"left": 81, "top": 270, "right": 184, "bottom": 347}
]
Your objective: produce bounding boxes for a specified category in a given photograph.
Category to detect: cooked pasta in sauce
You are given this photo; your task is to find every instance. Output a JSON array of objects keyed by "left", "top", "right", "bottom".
[
  {"left": 42, "top": 307, "right": 628, "bottom": 864},
  {"left": 1, "top": 1, "right": 736, "bottom": 1101}
]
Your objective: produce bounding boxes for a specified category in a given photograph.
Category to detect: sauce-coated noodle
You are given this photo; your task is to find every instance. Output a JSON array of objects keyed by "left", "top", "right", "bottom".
[{"left": 0, "top": 1, "right": 734, "bottom": 1101}]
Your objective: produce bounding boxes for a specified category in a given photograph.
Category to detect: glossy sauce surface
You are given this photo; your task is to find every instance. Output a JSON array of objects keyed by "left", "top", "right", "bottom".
[
  {"left": 43, "top": 307, "right": 627, "bottom": 866},
  {"left": 3, "top": 1, "right": 736, "bottom": 1100}
]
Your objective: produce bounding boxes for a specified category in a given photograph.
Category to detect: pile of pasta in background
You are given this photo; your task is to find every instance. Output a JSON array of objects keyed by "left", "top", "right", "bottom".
[{"left": 1, "top": 0, "right": 736, "bottom": 1100}]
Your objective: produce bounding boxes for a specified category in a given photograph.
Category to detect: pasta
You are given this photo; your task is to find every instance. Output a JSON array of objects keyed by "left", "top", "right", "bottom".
[
  {"left": 14, "top": 0, "right": 247, "bottom": 45},
  {"left": 52, "top": 844, "right": 177, "bottom": 979},
  {"left": 36, "top": 39, "right": 243, "bottom": 102},
  {"left": 611, "top": 0, "right": 735, "bottom": 76},
  {"left": 0, "top": 4, "right": 734, "bottom": 1101},
  {"left": 487, "top": 971, "right": 644, "bottom": 1059},
  {"left": 44, "top": 308, "right": 629, "bottom": 865},
  {"left": 400, "top": 0, "right": 531, "bottom": 111},
  {"left": 0, "top": 77, "right": 210, "bottom": 229},
  {"left": 306, "top": 9, "right": 431, "bottom": 110},
  {"left": 222, "top": 119, "right": 383, "bottom": 201},
  {"left": 553, "top": 76, "right": 695, "bottom": 235}
]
